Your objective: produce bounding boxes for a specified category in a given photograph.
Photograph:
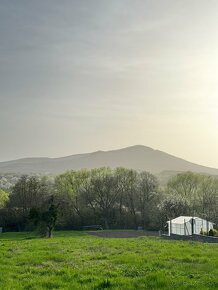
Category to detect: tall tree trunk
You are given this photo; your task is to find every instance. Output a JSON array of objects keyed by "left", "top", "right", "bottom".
[{"left": 47, "top": 226, "right": 53, "bottom": 238}]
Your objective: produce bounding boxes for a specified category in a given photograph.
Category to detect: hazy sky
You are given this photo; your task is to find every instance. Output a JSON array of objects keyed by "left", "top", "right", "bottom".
[{"left": 0, "top": 0, "right": 218, "bottom": 167}]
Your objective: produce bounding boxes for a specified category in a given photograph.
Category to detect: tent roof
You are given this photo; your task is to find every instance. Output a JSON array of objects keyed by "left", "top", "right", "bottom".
[{"left": 167, "top": 216, "right": 215, "bottom": 225}]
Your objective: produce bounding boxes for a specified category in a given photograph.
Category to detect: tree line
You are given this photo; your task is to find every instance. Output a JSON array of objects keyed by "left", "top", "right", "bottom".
[{"left": 0, "top": 168, "right": 217, "bottom": 237}]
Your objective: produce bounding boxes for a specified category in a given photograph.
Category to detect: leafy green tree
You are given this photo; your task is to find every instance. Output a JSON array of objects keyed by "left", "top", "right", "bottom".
[
  {"left": 137, "top": 171, "right": 159, "bottom": 229},
  {"left": 41, "top": 196, "right": 58, "bottom": 238},
  {"left": 7, "top": 175, "right": 52, "bottom": 230},
  {"left": 167, "top": 172, "right": 201, "bottom": 199},
  {"left": 82, "top": 168, "right": 120, "bottom": 229},
  {"left": 29, "top": 196, "right": 58, "bottom": 238},
  {"left": 166, "top": 172, "right": 218, "bottom": 224},
  {"left": 197, "top": 176, "right": 218, "bottom": 224},
  {"left": 0, "top": 189, "right": 8, "bottom": 208},
  {"left": 124, "top": 169, "right": 138, "bottom": 228},
  {"left": 114, "top": 167, "right": 132, "bottom": 228},
  {"left": 158, "top": 194, "right": 189, "bottom": 221},
  {"left": 55, "top": 170, "right": 91, "bottom": 226}
]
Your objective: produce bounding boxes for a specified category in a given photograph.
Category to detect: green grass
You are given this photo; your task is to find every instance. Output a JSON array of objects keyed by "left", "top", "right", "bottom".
[{"left": 0, "top": 231, "right": 217, "bottom": 289}]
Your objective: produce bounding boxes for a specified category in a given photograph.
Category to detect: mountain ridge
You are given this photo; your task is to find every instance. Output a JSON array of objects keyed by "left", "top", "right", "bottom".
[{"left": 0, "top": 145, "right": 217, "bottom": 176}]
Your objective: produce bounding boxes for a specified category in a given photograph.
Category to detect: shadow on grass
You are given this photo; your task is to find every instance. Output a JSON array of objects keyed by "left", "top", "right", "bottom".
[{"left": 0, "top": 230, "right": 87, "bottom": 241}]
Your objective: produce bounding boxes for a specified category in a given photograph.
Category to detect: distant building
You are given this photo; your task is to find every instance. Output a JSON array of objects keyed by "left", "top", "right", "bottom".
[{"left": 167, "top": 216, "right": 215, "bottom": 236}]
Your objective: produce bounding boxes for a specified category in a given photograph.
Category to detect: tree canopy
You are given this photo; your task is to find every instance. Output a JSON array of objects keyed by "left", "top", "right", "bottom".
[{"left": 0, "top": 169, "right": 217, "bottom": 235}]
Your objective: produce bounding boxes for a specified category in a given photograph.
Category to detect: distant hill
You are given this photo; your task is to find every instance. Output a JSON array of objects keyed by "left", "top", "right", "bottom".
[{"left": 0, "top": 145, "right": 218, "bottom": 177}]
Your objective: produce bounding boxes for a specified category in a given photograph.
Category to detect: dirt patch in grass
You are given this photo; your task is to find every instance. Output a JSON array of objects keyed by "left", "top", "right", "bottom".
[{"left": 87, "top": 230, "right": 158, "bottom": 238}]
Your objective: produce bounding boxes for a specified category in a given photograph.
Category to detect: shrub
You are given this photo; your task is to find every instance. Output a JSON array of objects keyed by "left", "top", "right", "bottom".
[
  {"left": 208, "top": 229, "right": 218, "bottom": 237},
  {"left": 208, "top": 229, "right": 214, "bottom": 236},
  {"left": 214, "top": 229, "right": 218, "bottom": 237}
]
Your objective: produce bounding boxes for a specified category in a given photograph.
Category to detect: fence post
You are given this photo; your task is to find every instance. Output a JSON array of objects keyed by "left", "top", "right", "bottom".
[{"left": 191, "top": 218, "right": 194, "bottom": 235}]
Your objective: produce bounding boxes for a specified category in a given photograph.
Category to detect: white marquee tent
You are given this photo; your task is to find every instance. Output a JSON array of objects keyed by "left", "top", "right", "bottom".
[{"left": 167, "top": 216, "right": 215, "bottom": 236}]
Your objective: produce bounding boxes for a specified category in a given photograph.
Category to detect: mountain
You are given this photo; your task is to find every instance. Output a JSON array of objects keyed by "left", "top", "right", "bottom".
[{"left": 0, "top": 145, "right": 218, "bottom": 176}]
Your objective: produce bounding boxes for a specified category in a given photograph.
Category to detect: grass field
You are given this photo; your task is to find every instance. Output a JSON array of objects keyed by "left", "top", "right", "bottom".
[{"left": 0, "top": 231, "right": 217, "bottom": 290}]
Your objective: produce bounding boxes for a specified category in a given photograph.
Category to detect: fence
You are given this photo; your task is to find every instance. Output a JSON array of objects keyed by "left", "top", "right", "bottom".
[{"left": 162, "top": 233, "right": 218, "bottom": 243}]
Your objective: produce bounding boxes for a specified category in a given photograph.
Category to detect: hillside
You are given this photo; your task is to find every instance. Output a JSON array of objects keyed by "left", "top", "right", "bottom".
[{"left": 0, "top": 145, "right": 218, "bottom": 176}]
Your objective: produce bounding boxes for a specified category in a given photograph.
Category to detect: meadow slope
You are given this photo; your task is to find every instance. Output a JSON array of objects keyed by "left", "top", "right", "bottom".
[{"left": 0, "top": 231, "right": 217, "bottom": 290}]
